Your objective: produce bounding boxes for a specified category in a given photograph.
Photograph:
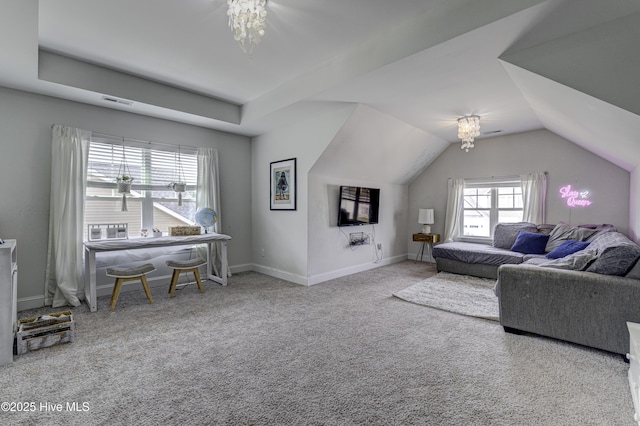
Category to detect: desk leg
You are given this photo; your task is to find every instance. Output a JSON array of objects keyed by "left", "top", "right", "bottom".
[
  {"left": 84, "top": 247, "right": 98, "bottom": 312},
  {"left": 207, "top": 241, "right": 228, "bottom": 286},
  {"left": 220, "top": 241, "right": 228, "bottom": 286}
]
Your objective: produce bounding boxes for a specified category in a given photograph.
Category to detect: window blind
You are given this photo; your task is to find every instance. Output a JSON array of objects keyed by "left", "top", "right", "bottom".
[{"left": 87, "top": 135, "right": 197, "bottom": 191}]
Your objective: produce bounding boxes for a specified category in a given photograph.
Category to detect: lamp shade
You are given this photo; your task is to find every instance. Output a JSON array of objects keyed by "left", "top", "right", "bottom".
[{"left": 418, "top": 209, "right": 434, "bottom": 225}]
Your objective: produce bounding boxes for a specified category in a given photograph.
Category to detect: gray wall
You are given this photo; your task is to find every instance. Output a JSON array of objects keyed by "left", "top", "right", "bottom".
[
  {"left": 631, "top": 165, "right": 640, "bottom": 242},
  {"left": 307, "top": 176, "right": 408, "bottom": 283},
  {"left": 251, "top": 104, "right": 355, "bottom": 284},
  {"left": 251, "top": 103, "right": 412, "bottom": 285},
  {"left": 0, "top": 87, "right": 252, "bottom": 310},
  {"left": 408, "top": 129, "right": 630, "bottom": 256}
]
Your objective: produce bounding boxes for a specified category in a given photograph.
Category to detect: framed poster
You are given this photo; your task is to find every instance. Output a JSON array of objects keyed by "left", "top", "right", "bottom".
[{"left": 270, "top": 158, "right": 297, "bottom": 210}]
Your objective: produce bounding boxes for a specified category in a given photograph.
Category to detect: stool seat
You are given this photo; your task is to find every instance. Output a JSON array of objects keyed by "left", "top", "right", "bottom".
[
  {"left": 107, "top": 263, "right": 156, "bottom": 277},
  {"left": 166, "top": 258, "right": 207, "bottom": 269},
  {"left": 166, "top": 257, "right": 206, "bottom": 297},
  {"left": 106, "top": 263, "right": 156, "bottom": 311}
]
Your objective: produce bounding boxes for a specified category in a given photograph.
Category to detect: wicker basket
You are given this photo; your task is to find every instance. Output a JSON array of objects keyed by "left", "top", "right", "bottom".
[{"left": 168, "top": 226, "right": 201, "bottom": 236}]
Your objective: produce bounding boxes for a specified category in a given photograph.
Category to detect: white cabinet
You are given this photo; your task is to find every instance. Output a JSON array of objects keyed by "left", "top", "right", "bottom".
[
  {"left": 0, "top": 240, "right": 17, "bottom": 366},
  {"left": 627, "top": 322, "right": 640, "bottom": 425}
]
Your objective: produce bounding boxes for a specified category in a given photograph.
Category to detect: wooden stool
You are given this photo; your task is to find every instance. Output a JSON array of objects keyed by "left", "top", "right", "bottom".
[
  {"left": 106, "top": 263, "right": 156, "bottom": 311},
  {"left": 166, "top": 258, "right": 207, "bottom": 298}
]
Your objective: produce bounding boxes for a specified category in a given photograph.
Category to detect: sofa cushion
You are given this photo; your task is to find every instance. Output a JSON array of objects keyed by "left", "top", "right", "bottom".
[
  {"left": 493, "top": 222, "right": 537, "bottom": 249},
  {"left": 432, "top": 242, "right": 526, "bottom": 265},
  {"left": 585, "top": 244, "right": 640, "bottom": 276},
  {"left": 523, "top": 256, "right": 552, "bottom": 265},
  {"left": 586, "top": 230, "right": 634, "bottom": 254},
  {"left": 536, "top": 224, "right": 556, "bottom": 235},
  {"left": 544, "top": 223, "right": 597, "bottom": 252},
  {"left": 538, "top": 250, "right": 598, "bottom": 270},
  {"left": 546, "top": 240, "right": 591, "bottom": 259},
  {"left": 580, "top": 224, "right": 617, "bottom": 242},
  {"left": 511, "top": 231, "right": 550, "bottom": 254}
]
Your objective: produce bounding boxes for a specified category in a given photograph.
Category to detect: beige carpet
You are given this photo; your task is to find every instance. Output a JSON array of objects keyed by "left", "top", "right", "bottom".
[
  {"left": 0, "top": 261, "right": 634, "bottom": 425},
  {"left": 393, "top": 272, "right": 499, "bottom": 321}
]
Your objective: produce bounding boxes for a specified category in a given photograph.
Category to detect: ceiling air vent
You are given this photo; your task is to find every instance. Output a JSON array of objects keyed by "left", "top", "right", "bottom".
[
  {"left": 101, "top": 96, "right": 133, "bottom": 106},
  {"left": 482, "top": 130, "right": 502, "bottom": 135}
]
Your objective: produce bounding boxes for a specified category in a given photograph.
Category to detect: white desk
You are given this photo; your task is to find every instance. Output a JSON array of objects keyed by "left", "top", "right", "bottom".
[{"left": 84, "top": 233, "right": 231, "bottom": 312}]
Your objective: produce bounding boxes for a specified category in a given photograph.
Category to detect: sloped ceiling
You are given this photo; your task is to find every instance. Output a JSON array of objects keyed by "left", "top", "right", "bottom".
[
  {"left": 1, "top": 0, "right": 640, "bottom": 179},
  {"left": 501, "top": 62, "right": 640, "bottom": 172},
  {"left": 499, "top": 8, "right": 640, "bottom": 171},
  {"left": 502, "top": 10, "right": 640, "bottom": 117},
  {"left": 310, "top": 105, "right": 449, "bottom": 184}
]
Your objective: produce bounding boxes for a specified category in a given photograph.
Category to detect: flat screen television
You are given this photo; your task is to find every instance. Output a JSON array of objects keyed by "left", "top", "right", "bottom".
[{"left": 337, "top": 185, "right": 380, "bottom": 227}]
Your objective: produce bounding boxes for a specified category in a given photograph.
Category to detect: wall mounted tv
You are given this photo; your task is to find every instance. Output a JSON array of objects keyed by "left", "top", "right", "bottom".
[{"left": 337, "top": 185, "right": 380, "bottom": 227}]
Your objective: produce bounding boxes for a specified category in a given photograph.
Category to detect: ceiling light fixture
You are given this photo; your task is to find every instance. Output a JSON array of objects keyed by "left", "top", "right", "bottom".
[
  {"left": 457, "top": 115, "right": 480, "bottom": 152},
  {"left": 227, "top": 0, "right": 268, "bottom": 54}
]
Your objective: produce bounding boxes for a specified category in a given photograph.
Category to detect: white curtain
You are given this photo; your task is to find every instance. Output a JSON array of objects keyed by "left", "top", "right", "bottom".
[
  {"left": 443, "top": 178, "right": 465, "bottom": 242},
  {"left": 45, "top": 125, "right": 90, "bottom": 307},
  {"left": 521, "top": 172, "right": 547, "bottom": 224},
  {"left": 196, "top": 147, "right": 229, "bottom": 277}
]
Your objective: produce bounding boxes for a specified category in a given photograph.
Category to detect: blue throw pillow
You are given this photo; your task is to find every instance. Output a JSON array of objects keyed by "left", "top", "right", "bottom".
[
  {"left": 510, "top": 231, "right": 550, "bottom": 254},
  {"left": 546, "top": 240, "right": 591, "bottom": 259}
]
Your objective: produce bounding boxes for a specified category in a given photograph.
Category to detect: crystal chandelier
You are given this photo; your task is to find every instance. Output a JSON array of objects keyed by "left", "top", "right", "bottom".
[
  {"left": 457, "top": 115, "right": 480, "bottom": 152},
  {"left": 227, "top": 0, "right": 268, "bottom": 54}
]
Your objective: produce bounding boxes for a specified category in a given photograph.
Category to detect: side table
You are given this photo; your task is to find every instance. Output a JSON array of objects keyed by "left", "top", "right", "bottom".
[{"left": 413, "top": 233, "right": 440, "bottom": 263}]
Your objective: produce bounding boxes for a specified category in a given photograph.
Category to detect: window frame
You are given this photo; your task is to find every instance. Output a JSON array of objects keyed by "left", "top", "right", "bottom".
[
  {"left": 458, "top": 176, "right": 523, "bottom": 243},
  {"left": 84, "top": 135, "right": 198, "bottom": 240}
]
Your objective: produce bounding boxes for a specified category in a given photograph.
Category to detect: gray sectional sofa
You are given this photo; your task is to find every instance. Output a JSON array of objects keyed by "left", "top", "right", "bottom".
[{"left": 432, "top": 222, "right": 640, "bottom": 355}]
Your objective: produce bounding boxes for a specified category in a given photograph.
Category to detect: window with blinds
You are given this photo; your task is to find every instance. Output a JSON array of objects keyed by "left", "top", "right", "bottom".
[
  {"left": 84, "top": 135, "right": 198, "bottom": 239},
  {"left": 462, "top": 177, "right": 523, "bottom": 239}
]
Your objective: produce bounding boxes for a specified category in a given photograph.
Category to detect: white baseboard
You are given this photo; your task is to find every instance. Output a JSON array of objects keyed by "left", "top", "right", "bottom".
[
  {"left": 241, "top": 256, "right": 409, "bottom": 286},
  {"left": 18, "top": 257, "right": 415, "bottom": 313},
  {"left": 251, "top": 264, "right": 307, "bottom": 285},
  {"left": 230, "top": 263, "right": 253, "bottom": 274},
  {"left": 17, "top": 264, "right": 253, "bottom": 313},
  {"left": 17, "top": 295, "right": 46, "bottom": 312},
  {"left": 307, "top": 254, "right": 407, "bottom": 285}
]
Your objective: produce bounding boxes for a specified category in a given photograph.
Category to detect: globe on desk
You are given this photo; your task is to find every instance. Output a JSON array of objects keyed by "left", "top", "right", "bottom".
[{"left": 195, "top": 207, "right": 217, "bottom": 233}]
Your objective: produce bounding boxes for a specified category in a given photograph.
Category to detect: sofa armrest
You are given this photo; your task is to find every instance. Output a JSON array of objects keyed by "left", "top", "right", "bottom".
[{"left": 496, "top": 264, "right": 640, "bottom": 355}]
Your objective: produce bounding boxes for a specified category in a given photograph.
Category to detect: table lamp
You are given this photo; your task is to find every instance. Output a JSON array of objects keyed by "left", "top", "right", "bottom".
[{"left": 418, "top": 209, "right": 434, "bottom": 234}]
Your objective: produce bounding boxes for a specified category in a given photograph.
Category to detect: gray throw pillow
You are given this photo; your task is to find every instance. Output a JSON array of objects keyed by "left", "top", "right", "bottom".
[
  {"left": 493, "top": 222, "right": 537, "bottom": 249},
  {"left": 582, "top": 224, "right": 617, "bottom": 242},
  {"left": 536, "top": 224, "right": 556, "bottom": 235},
  {"left": 544, "top": 223, "right": 597, "bottom": 252},
  {"left": 585, "top": 245, "right": 640, "bottom": 276},
  {"left": 539, "top": 250, "right": 598, "bottom": 270},
  {"left": 587, "top": 231, "right": 634, "bottom": 253}
]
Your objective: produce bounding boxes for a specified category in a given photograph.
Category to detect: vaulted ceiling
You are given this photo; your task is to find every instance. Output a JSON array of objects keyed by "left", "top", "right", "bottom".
[{"left": 2, "top": 0, "right": 640, "bottom": 177}]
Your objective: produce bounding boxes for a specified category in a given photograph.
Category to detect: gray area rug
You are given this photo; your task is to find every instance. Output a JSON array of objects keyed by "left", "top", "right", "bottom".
[
  {"left": 1, "top": 261, "right": 634, "bottom": 425},
  {"left": 393, "top": 271, "right": 499, "bottom": 321}
]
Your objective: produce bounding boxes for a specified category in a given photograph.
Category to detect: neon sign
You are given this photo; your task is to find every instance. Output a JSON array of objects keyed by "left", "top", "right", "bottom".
[{"left": 559, "top": 185, "right": 592, "bottom": 207}]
